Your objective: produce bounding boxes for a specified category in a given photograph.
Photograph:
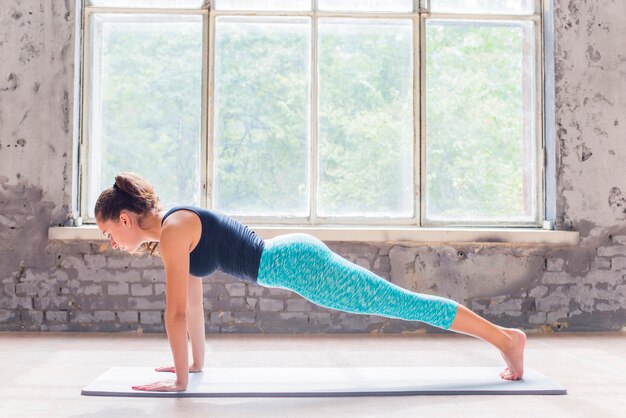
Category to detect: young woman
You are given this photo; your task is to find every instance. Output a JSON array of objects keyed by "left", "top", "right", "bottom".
[{"left": 95, "top": 172, "right": 526, "bottom": 392}]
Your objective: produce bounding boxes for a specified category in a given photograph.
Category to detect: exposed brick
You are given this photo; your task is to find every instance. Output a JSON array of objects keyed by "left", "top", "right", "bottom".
[
  {"left": 205, "top": 297, "right": 245, "bottom": 311},
  {"left": 233, "top": 312, "right": 256, "bottom": 324},
  {"left": 129, "top": 297, "right": 164, "bottom": 310},
  {"left": 225, "top": 283, "right": 246, "bottom": 297},
  {"left": 470, "top": 299, "right": 489, "bottom": 311},
  {"left": 130, "top": 256, "right": 160, "bottom": 269},
  {"left": 584, "top": 270, "right": 623, "bottom": 286},
  {"left": 546, "top": 310, "right": 568, "bottom": 323},
  {"left": 204, "top": 283, "right": 227, "bottom": 298},
  {"left": 84, "top": 254, "right": 107, "bottom": 269},
  {"left": 337, "top": 315, "right": 373, "bottom": 332},
  {"left": 117, "top": 311, "right": 138, "bottom": 323},
  {"left": 77, "top": 283, "right": 102, "bottom": 296},
  {"left": 611, "top": 257, "right": 626, "bottom": 270},
  {"left": 47, "top": 324, "right": 71, "bottom": 332},
  {"left": 542, "top": 272, "right": 577, "bottom": 285},
  {"left": 60, "top": 255, "right": 84, "bottom": 270},
  {"left": 21, "top": 310, "right": 43, "bottom": 325},
  {"left": 0, "top": 310, "right": 16, "bottom": 321},
  {"left": 565, "top": 248, "right": 591, "bottom": 273},
  {"left": 34, "top": 295, "right": 72, "bottom": 311},
  {"left": 107, "top": 283, "right": 129, "bottom": 296},
  {"left": 528, "top": 312, "right": 547, "bottom": 324},
  {"left": 131, "top": 283, "right": 153, "bottom": 296},
  {"left": 210, "top": 311, "right": 232, "bottom": 324},
  {"left": 0, "top": 296, "right": 32, "bottom": 310},
  {"left": 597, "top": 246, "right": 626, "bottom": 257},
  {"left": 259, "top": 299, "right": 283, "bottom": 312},
  {"left": 142, "top": 269, "right": 165, "bottom": 283},
  {"left": 591, "top": 258, "right": 611, "bottom": 270},
  {"left": 529, "top": 285, "right": 549, "bottom": 298},
  {"left": 23, "top": 270, "right": 48, "bottom": 283},
  {"left": 2, "top": 283, "right": 16, "bottom": 297},
  {"left": 570, "top": 284, "right": 595, "bottom": 313},
  {"left": 72, "top": 312, "right": 94, "bottom": 323},
  {"left": 245, "top": 298, "right": 257, "bottom": 309},
  {"left": 266, "top": 288, "right": 292, "bottom": 299},
  {"left": 15, "top": 283, "right": 38, "bottom": 296},
  {"left": 107, "top": 257, "right": 131, "bottom": 269},
  {"left": 546, "top": 258, "right": 564, "bottom": 271},
  {"left": 45, "top": 311, "right": 68, "bottom": 322},
  {"left": 154, "top": 284, "right": 166, "bottom": 295},
  {"left": 536, "top": 287, "right": 570, "bottom": 311},
  {"left": 247, "top": 286, "right": 264, "bottom": 297},
  {"left": 596, "top": 302, "right": 619, "bottom": 311},
  {"left": 94, "top": 311, "right": 115, "bottom": 322},
  {"left": 307, "top": 312, "right": 332, "bottom": 324},
  {"left": 373, "top": 256, "right": 391, "bottom": 271},
  {"left": 612, "top": 235, "right": 626, "bottom": 245},
  {"left": 355, "top": 258, "right": 370, "bottom": 269},
  {"left": 487, "top": 298, "right": 523, "bottom": 316},
  {"left": 279, "top": 312, "right": 309, "bottom": 323},
  {"left": 286, "top": 299, "right": 313, "bottom": 312},
  {"left": 140, "top": 311, "right": 162, "bottom": 324}
]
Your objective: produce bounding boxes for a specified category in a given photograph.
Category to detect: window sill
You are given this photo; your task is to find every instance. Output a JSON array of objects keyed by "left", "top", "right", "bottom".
[{"left": 48, "top": 225, "right": 578, "bottom": 246}]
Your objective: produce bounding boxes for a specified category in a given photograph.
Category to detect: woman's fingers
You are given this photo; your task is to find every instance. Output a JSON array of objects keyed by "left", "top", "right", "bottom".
[{"left": 132, "top": 380, "right": 183, "bottom": 392}]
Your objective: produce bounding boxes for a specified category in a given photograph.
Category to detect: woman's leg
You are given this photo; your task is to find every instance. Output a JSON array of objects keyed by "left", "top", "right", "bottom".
[
  {"left": 258, "top": 234, "right": 457, "bottom": 327},
  {"left": 449, "top": 305, "right": 526, "bottom": 380},
  {"left": 258, "top": 233, "right": 526, "bottom": 380}
]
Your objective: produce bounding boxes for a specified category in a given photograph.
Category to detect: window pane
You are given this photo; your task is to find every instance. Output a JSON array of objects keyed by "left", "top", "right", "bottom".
[
  {"left": 318, "top": 19, "right": 414, "bottom": 218},
  {"left": 431, "top": 0, "right": 535, "bottom": 14},
  {"left": 425, "top": 20, "right": 537, "bottom": 222},
  {"left": 318, "top": 0, "right": 413, "bottom": 12},
  {"left": 87, "top": 14, "right": 203, "bottom": 218},
  {"left": 215, "top": 0, "right": 310, "bottom": 11},
  {"left": 86, "top": 0, "right": 208, "bottom": 8},
  {"left": 214, "top": 17, "right": 311, "bottom": 216}
]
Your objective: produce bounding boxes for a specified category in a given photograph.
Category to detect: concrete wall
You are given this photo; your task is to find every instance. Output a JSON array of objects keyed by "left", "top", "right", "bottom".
[{"left": 1, "top": 1, "right": 625, "bottom": 333}]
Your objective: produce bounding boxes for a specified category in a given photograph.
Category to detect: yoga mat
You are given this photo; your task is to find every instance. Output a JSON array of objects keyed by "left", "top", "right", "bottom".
[{"left": 81, "top": 367, "right": 566, "bottom": 397}]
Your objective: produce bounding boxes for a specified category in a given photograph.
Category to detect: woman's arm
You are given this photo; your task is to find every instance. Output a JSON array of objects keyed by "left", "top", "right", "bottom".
[
  {"left": 186, "top": 275, "right": 205, "bottom": 370},
  {"left": 154, "top": 275, "right": 205, "bottom": 374},
  {"left": 133, "top": 216, "right": 197, "bottom": 392},
  {"left": 160, "top": 225, "right": 193, "bottom": 390}
]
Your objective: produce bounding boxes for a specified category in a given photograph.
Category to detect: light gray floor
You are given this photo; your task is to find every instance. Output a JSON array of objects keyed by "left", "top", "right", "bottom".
[{"left": 2, "top": 332, "right": 625, "bottom": 417}]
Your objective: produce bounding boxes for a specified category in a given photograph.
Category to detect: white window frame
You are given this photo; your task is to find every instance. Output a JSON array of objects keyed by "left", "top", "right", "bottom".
[{"left": 78, "top": 0, "right": 545, "bottom": 228}]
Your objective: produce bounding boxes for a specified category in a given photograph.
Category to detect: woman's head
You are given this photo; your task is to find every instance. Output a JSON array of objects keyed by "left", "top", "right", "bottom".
[{"left": 95, "top": 172, "right": 162, "bottom": 255}]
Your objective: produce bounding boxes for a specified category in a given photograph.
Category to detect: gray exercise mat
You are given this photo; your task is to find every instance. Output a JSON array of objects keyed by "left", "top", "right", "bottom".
[{"left": 81, "top": 366, "right": 566, "bottom": 397}]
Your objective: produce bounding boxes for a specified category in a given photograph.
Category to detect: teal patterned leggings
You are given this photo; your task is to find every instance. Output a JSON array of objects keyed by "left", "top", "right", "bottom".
[{"left": 256, "top": 234, "right": 458, "bottom": 330}]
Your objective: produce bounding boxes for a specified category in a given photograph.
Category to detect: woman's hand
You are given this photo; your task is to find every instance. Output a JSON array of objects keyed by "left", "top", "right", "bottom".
[
  {"left": 132, "top": 380, "right": 187, "bottom": 392},
  {"left": 155, "top": 364, "right": 203, "bottom": 373}
]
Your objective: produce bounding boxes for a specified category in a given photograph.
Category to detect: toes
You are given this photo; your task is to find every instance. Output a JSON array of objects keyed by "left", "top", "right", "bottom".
[
  {"left": 502, "top": 372, "right": 521, "bottom": 381},
  {"left": 500, "top": 368, "right": 522, "bottom": 381}
]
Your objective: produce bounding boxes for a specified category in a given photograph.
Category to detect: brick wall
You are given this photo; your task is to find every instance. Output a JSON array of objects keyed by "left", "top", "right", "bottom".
[{"left": 1, "top": 1, "right": 625, "bottom": 333}]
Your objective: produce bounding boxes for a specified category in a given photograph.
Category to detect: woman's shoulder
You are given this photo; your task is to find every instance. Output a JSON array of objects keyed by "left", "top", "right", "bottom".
[
  {"left": 160, "top": 207, "right": 203, "bottom": 254},
  {"left": 162, "top": 206, "right": 203, "bottom": 225}
]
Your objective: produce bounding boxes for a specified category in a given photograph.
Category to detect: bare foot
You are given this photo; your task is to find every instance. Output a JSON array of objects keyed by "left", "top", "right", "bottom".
[{"left": 498, "top": 328, "right": 526, "bottom": 380}]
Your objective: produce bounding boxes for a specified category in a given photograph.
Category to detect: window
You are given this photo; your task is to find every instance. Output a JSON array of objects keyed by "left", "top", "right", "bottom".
[{"left": 81, "top": 0, "right": 543, "bottom": 226}]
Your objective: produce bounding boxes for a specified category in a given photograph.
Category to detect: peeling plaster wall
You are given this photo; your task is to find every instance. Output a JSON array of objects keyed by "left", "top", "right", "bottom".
[{"left": 0, "top": 1, "right": 625, "bottom": 333}]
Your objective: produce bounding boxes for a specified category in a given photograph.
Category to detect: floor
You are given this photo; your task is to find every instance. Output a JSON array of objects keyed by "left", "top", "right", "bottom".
[{"left": 1, "top": 332, "right": 625, "bottom": 418}]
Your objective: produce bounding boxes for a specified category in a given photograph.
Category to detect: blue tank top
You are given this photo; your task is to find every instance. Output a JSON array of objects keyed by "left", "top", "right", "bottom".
[{"left": 161, "top": 206, "right": 265, "bottom": 283}]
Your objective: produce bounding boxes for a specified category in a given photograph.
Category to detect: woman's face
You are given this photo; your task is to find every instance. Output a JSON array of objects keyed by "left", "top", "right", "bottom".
[{"left": 96, "top": 211, "right": 144, "bottom": 253}]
